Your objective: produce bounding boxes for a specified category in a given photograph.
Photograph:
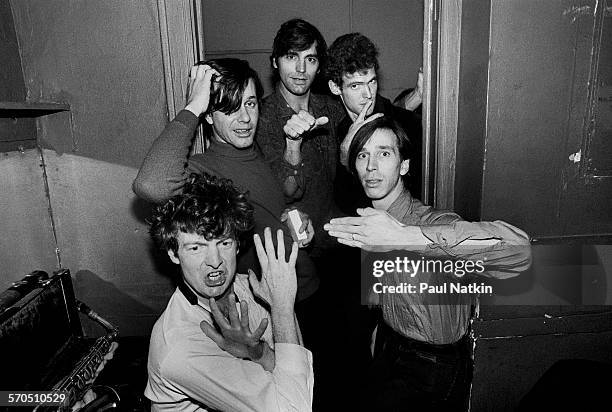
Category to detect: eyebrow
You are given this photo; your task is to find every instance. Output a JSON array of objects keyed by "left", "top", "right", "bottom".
[
  {"left": 360, "top": 145, "right": 396, "bottom": 152},
  {"left": 287, "top": 50, "right": 318, "bottom": 57}
]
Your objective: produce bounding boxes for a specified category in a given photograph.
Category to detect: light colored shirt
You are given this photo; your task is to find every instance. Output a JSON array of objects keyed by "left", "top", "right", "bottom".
[
  {"left": 380, "top": 190, "right": 531, "bottom": 344},
  {"left": 145, "top": 274, "right": 313, "bottom": 411}
]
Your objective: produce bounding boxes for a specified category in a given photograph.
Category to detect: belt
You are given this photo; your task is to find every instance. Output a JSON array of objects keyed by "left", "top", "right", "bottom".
[{"left": 378, "top": 321, "right": 470, "bottom": 357}]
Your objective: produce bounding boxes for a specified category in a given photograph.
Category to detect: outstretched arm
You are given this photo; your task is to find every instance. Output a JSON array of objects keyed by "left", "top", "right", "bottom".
[{"left": 325, "top": 207, "right": 532, "bottom": 278}]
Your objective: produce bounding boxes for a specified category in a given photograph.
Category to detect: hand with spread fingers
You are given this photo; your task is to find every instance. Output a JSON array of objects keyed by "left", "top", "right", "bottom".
[
  {"left": 324, "top": 207, "right": 428, "bottom": 251},
  {"left": 339, "top": 101, "right": 384, "bottom": 167},
  {"left": 200, "top": 293, "right": 273, "bottom": 371},
  {"left": 252, "top": 228, "right": 299, "bottom": 311},
  {"left": 185, "top": 63, "right": 220, "bottom": 117}
]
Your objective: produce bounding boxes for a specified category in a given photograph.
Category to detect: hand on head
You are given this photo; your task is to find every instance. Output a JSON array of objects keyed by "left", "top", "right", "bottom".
[
  {"left": 339, "top": 102, "right": 384, "bottom": 167},
  {"left": 185, "top": 64, "right": 220, "bottom": 117}
]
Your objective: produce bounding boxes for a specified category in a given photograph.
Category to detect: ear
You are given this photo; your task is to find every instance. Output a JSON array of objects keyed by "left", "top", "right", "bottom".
[
  {"left": 272, "top": 58, "right": 278, "bottom": 69},
  {"left": 204, "top": 113, "right": 213, "bottom": 125},
  {"left": 328, "top": 80, "right": 342, "bottom": 96},
  {"left": 400, "top": 159, "right": 410, "bottom": 176},
  {"left": 168, "top": 249, "right": 180, "bottom": 265}
]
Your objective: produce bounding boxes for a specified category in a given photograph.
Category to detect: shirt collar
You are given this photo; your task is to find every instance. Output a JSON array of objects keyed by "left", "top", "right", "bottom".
[{"left": 386, "top": 188, "right": 414, "bottom": 221}]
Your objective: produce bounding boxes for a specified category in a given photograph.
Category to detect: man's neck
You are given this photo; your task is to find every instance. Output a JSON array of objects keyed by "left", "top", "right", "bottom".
[
  {"left": 279, "top": 83, "right": 310, "bottom": 112},
  {"left": 371, "top": 182, "right": 406, "bottom": 211}
]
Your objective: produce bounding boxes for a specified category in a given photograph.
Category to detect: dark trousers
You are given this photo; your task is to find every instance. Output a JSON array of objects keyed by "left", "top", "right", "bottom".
[{"left": 364, "top": 322, "right": 473, "bottom": 412}]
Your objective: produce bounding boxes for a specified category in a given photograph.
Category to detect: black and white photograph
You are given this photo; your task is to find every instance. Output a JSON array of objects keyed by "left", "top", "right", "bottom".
[{"left": 1, "top": 0, "right": 611, "bottom": 411}]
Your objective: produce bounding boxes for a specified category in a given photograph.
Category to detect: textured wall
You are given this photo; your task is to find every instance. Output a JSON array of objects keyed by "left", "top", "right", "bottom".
[
  {"left": 5, "top": 0, "right": 172, "bottom": 336},
  {"left": 11, "top": 0, "right": 168, "bottom": 168}
]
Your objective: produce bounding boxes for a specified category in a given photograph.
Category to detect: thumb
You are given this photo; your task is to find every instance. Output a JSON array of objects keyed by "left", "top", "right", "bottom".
[
  {"left": 356, "top": 207, "right": 379, "bottom": 216},
  {"left": 314, "top": 116, "right": 329, "bottom": 128},
  {"left": 248, "top": 269, "right": 260, "bottom": 284},
  {"left": 200, "top": 320, "right": 223, "bottom": 346}
]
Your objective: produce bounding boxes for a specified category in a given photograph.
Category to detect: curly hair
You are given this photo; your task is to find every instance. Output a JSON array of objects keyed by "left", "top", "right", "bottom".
[
  {"left": 347, "top": 116, "right": 412, "bottom": 177},
  {"left": 271, "top": 18, "right": 327, "bottom": 68},
  {"left": 195, "top": 58, "right": 263, "bottom": 116},
  {"left": 149, "top": 173, "right": 254, "bottom": 255},
  {"left": 325, "top": 33, "right": 379, "bottom": 87}
]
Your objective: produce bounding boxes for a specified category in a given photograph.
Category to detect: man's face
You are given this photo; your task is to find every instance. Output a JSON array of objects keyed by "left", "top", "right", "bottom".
[
  {"left": 274, "top": 42, "right": 319, "bottom": 97},
  {"left": 355, "top": 128, "right": 409, "bottom": 208},
  {"left": 169, "top": 231, "right": 238, "bottom": 301},
  {"left": 206, "top": 79, "right": 258, "bottom": 149},
  {"left": 330, "top": 67, "right": 378, "bottom": 120}
]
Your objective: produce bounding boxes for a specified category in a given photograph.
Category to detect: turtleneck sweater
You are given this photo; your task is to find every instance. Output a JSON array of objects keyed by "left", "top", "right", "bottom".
[{"left": 133, "top": 110, "right": 319, "bottom": 301}]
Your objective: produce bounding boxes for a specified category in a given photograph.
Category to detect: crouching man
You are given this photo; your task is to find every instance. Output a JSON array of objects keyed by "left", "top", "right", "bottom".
[{"left": 145, "top": 173, "right": 312, "bottom": 411}]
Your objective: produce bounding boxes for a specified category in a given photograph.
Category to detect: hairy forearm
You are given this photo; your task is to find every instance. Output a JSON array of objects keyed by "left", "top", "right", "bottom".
[{"left": 271, "top": 306, "right": 299, "bottom": 345}]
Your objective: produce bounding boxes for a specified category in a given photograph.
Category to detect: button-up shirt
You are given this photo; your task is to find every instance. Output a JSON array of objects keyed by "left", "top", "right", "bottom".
[{"left": 145, "top": 274, "right": 313, "bottom": 411}]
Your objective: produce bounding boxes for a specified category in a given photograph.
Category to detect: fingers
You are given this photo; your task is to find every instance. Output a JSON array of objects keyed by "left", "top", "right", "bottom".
[
  {"left": 253, "top": 233, "right": 268, "bottom": 271},
  {"left": 200, "top": 320, "right": 224, "bottom": 346},
  {"left": 276, "top": 229, "right": 285, "bottom": 261},
  {"left": 336, "top": 237, "right": 364, "bottom": 249},
  {"left": 356, "top": 207, "right": 381, "bottom": 216},
  {"left": 227, "top": 293, "right": 240, "bottom": 326},
  {"left": 284, "top": 111, "right": 328, "bottom": 139},
  {"left": 356, "top": 101, "right": 373, "bottom": 123},
  {"left": 280, "top": 209, "right": 288, "bottom": 222},
  {"left": 209, "top": 298, "right": 231, "bottom": 330},
  {"left": 239, "top": 300, "right": 249, "bottom": 329},
  {"left": 314, "top": 116, "right": 329, "bottom": 127},
  {"left": 252, "top": 318, "right": 269, "bottom": 340},
  {"left": 327, "top": 215, "right": 366, "bottom": 226},
  {"left": 263, "top": 227, "right": 276, "bottom": 260},
  {"left": 362, "top": 112, "right": 384, "bottom": 126},
  {"left": 288, "top": 241, "right": 298, "bottom": 267},
  {"left": 298, "top": 214, "right": 308, "bottom": 233}
]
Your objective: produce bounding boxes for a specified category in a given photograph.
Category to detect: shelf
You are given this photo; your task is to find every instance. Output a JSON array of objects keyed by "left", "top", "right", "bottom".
[{"left": 0, "top": 101, "right": 70, "bottom": 117}]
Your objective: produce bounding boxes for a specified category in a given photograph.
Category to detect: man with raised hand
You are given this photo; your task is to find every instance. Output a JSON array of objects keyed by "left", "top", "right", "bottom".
[
  {"left": 145, "top": 173, "right": 312, "bottom": 411},
  {"left": 132, "top": 58, "right": 319, "bottom": 304},
  {"left": 325, "top": 116, "right": 531, "bottom": 411},
  {"left": 325, "top": 32, "right": 423, "bottom": 211}
]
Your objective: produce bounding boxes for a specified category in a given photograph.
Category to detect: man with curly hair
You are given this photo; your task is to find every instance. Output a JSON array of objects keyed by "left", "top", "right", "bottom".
[
  {"left": 326, "top": 33, "right": 423, "bottom": 212},
  {"left": 145, "top": 173, "right": 313, "bottom": 411}
]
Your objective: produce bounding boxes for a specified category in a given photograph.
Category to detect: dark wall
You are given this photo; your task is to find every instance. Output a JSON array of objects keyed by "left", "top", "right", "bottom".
[{"left": 453, "top": 0, "right": 490, "bottom": 221}]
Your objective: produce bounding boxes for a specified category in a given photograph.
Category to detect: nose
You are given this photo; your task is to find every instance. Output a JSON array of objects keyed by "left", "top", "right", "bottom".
[
  {"left": 363, "top": 85, "right": 373, "bottom": 99},
  {"left": 205, "top": 247, "right": 222, "bottom": 269},
  {"left": 296, "top": 58, "right": 306, "bottom": 73},
  {"left": 237, "top": 106, "right": 251, "bottom": 123},
  {"left": 366, "top": 156, "right": 378, "bottom": 171}
]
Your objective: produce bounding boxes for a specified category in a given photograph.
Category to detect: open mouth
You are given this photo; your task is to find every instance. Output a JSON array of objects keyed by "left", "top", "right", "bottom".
[
  {"left": 233, "top": 128, "right": 252, "bottom": 137},
  {"left": 205, "top": 270, "right": 226, "bottom": 287}
]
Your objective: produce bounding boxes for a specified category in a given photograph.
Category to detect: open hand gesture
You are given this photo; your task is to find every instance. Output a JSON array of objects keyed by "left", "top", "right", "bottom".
[{"left": 200, "top": 292, "right": 268, "bottom": 361}]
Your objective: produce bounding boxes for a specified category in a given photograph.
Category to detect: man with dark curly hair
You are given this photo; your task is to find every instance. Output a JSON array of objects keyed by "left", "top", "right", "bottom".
[
  {"left": 145, "top": 173, "right": 313, "bottom": 411},
  {"left": 326, "top": 33, "right": 423, "bottom": 212}
]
